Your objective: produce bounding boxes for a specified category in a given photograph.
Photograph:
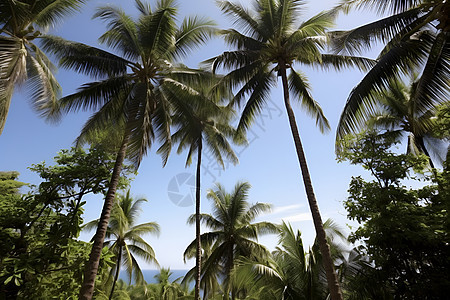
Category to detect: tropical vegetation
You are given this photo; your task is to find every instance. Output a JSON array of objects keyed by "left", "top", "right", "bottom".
[
  {"left": 0, "top": 0, "right": 448, "bottom": 299},
  {"left": 184, "top": 182, "right": 278, "bottom": 299},
  {"left": 209, "top": 1, "right": 376, "bottom": 298},
  {"left": 0, "top": 0, "right": 88, "bottom": 135},
  {"left": 40, "top": 0, "right": 216, "bottom": 297},
  {"left": 158, "top": 77, "right": 242, "bottom": 300},
  {"left": 84, "top": 190, "right": 160, "bottom": 299}
]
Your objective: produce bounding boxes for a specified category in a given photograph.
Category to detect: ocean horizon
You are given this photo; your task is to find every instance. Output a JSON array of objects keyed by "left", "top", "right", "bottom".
[{"left": 119, "top": 269, "right": 189, "bottom": 285}]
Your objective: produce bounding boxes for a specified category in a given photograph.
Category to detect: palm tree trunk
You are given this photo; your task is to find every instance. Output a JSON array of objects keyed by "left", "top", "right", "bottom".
[
  {"left": 195, "top": 140, "right": 202, "bottom": 300},
  {"left": 79, "top": 133, "right": 130, "bottom": 300},
  {"left": 279, "top": 65, "right": 343, "bottom": 300},
  {"left": 417, "top": 136, "right": 435, "bottom": 168},
  {"left": 109, "top": 246, "right": 123, "bottom": 300}
]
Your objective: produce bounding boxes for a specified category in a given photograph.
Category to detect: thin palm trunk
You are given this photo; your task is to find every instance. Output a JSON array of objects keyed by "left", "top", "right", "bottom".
[
  {"left": 225, "top": 246, "right": 234, "bottom": 300},
  {"left": 109, "top": 245, "right": 123, "bottom": 300},
  {"left": 279, "top": 65, "right": 343, "bottom": 300},
  {"left": 195, "top": 140, "right": 202, "bottom": 300},
  {"left": 79, "top": 133, "right": 130, "bottom": 300}
]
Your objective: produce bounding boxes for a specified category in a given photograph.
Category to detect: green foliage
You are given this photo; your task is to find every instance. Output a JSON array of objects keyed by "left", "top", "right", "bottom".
[
  {"left": 334, "top": 0, "right": 449, "bottom": 145},
  {"left": 0, "top": 147, "right": 132, "bottom": 299},
  {"left": 183, "top": 182, "right": 278, "bottom": 299},
  {"left": 432, "top": 103, "right": 450, "bottom": 141},
  {"left": 0, "top": 0, "right": 88, "bottom": 135},
  {"left": 340, "top": 131, "right": 450, "bottom": 299},
  {"left": 85, "top": 190, "right": 159, "bottom": 298}
]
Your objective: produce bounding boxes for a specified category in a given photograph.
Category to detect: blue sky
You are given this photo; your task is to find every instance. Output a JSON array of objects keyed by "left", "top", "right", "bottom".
[{"left": 0, "top": 0, "right": 384, "bottom": 270}]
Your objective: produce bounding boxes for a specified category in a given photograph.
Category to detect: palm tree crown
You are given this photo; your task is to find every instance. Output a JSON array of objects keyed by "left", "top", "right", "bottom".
[
  {"left": 364, "top": 76, "right": 447, "bottom": 167},
  {"left": 0, "top": 0, "right": 87, "bottom": 135},
  {"left": 333, "top": 0, "right": 449, "bottom": 147},
  {"left": 209, "top": 1, "right": 374, "bottom": 298},
  {"left": 85, "top": 190, "right": 160, "bottom": 297},
  {"left": 234, "top": 220, "right": 347, "bottom": 300},
  {"left": 184, "top": 181, "right": 278, "bottom": 299},
  {"left": 41, "top": 2, "right": 216, "bottom": 298},
  {"left": 211, "top": 0, "right": 374, "bottom": 132},
  {"left": 42, "top": 0, "right": 216, "bottom": 165},
  {"left": 158, "top": 77, "right": 243, "bottom": 300}
]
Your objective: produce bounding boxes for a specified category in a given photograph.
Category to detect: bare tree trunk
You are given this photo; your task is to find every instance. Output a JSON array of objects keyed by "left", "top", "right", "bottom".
[
  {"left": 279, "top": 65, "right": 343, "bottom": 300},
  {"left": 79, "top": 134, "right": 130, "bottom": 300},
  {"left": 195, "top": 140, "right": 202, "bottom": 300},
  {"left": 109, "top": 245, "right": 123, "bottom": 300}
]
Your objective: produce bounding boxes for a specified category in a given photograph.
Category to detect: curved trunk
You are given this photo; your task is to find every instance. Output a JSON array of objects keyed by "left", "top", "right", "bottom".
[
  {"left": 109, "top": 245, "right": 123, "bottom": 300},
  {"left": 79, "top": 133, "right": 130, "bottom": 300},
  {"left": 195, "top": 140, "right": 202, "bottom": 300},
  {"left": 279, "top": 66, "right": 343, "bottom": 300}
]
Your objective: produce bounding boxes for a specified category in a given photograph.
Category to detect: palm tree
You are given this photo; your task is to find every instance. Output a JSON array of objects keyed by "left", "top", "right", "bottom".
[
  {"left": 184, "top": 182, "right": 278, "bottom": 299},
  {"left": 84, "top": 190, "right": 160, "bottom": 300},
  {"left": 158, "top": 78, "right": 243, "bottom": 300},
  {"left": 40, "top": 1, "right": 215, "bottom": 298},
  {"left": 332, "top": 0, "right": 449, "bottom": 148},
  {"left": 363, "top": 75, "right": 447, "bottom": 167},
  {"left": 209, "top": 1, "right": 375, "bottom": 299},
  {"left": 0, "top": 0, "right": 87, "bottom": 135},
  {"left": 233, "top": 220, "right": 374, "bottom": 300}
]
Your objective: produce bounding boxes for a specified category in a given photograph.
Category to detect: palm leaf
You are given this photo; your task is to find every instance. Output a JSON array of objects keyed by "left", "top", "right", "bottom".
[
  {"left": 94, "top": 5, "right": 141, "bottom": 60},
  {"left": 34, "top": 0, "right": 87, "bottom": 29},
  {"left": 288, "top": 68, "right": 330, "bottom": 133},
  {"left": 40, "top": 35, "right": 129, "bottom": 78},
  {"left": 173, "top": 16, "right": 216, "bottom": 59}
]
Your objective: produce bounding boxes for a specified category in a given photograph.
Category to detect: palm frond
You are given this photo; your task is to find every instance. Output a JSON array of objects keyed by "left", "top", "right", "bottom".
[
  {"left": 277, "top": 0, "right": 306, "bottom": 35},
  {"left": 411, "top": 31, "right": 449, "bottom": 114},
  {"left": 94, "top": 5, "right": 141, "bottom": 60},
  {"left": 138, "top": 4, "right": 177, "bottom": 58},
  {"left": 25, "top": 45, "right": 62, "bottom": 121},
  {"left": 173, "top": 16, "right": 216, "bottom": 59},
  {"left": 328, "top": 7, "right": 424, "bottom": 55},
  {"left": 135, "top": 0, "right": 152, "bottom": 15},
  {"left": 59, "top": 76, "right": 132, "bottom": 113},
  {"left": 34, "top": 0, "right": 87, "bottom": 30},
  {"left": 218, "top": 1, "right": 262, "bottom": 39},
  {"left": 318, "top": 54, "right": 377, "bottom": 72},
  {"left": 40, "top": 35, "right": 129, "bottom": 78},
  {"left": 236, "top": 70, "right": 275, "bottom": 132},
  {"left": 288, "top": 68, "right": 330, "bottom": 133},
  {"left": 336, "top": 33, "right": 431, "bottom": 144}
]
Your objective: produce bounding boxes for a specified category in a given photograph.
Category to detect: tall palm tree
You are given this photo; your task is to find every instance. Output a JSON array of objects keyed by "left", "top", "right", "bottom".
[
  {"left": 41, "top": 1, "right": 215, "bottom": 298},
  {"left": 332, "top": 0, "right": 449, "bottom": 148},
  {"left": 364, "top": 76, "right": 447, "bottom": 167},
  {"left": 84, "top": 190, "right": 160, "bottom": 300},
  {"left": 158, "top": 79, "right": 243, "bottom": 300},
  {"left": 0, "top": 0, "right": 87, "bottom": 135},
  {"left": 184, "top": 182, "right": 278, "bottom": 300},
  {"left": 209, "top": 1, "right": 375, "bottom": 299}
]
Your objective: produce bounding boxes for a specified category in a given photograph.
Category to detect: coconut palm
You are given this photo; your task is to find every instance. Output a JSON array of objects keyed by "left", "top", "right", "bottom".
[
  {"left": 158, "top": 79, "right": 243, "bottom": 300},
  {"left": 84, "top": 190, "right": 160, "bottom": 300},
  {"left": 233, "top": 220, "right": 377, "bottom": 300},
  {"left": 41, "top": 1, "right": 215, "bottom": 298},
  {"left": 184, "top": 182, "right": 278, "bottom": 299},
  {"left": 0, "top": 0, "right": 87, "bottom": 135},
  {"left": 332, "top": 0, "right": 450, "bottom": 148},
  {"left": 364, "top": 75, "right": 448, "bottom": 167},
  {"left": 209, "top": 1, "right": 375, "bottom": 299}
]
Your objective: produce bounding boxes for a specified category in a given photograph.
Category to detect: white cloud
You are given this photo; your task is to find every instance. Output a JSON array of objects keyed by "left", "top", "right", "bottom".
[
  {"left": 282, "top": 213, "right": 312, "bottom": 223},
  {"left": 271, "top": 204, "right": 304, "bottom": 215}
]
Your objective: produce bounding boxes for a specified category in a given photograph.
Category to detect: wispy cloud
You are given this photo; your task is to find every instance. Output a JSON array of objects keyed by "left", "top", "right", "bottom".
[
  {"left": 282, "top": 213, "right": 312, "bottom": 223},
  {"left": 271, "top": 204, "right": 304, "bottom": 215},
  {"left": 260, "top": 203, "right": 312, "bottom": 223}
]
